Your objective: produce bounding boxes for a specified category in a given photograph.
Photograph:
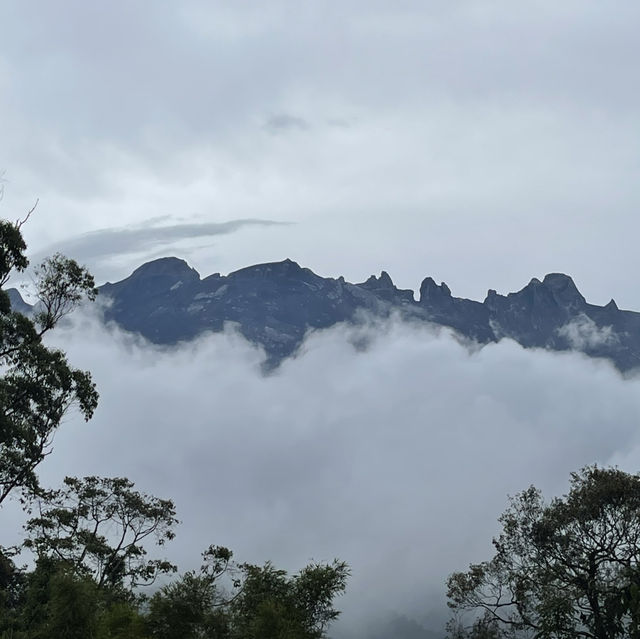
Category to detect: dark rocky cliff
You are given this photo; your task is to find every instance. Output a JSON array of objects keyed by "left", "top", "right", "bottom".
[{"left": 10, "top": 258, "right": 640, "bottom": 372}]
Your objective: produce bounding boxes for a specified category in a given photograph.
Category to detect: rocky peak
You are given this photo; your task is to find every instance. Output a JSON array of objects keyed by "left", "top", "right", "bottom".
[
  {"left": 541, "top": 273, "right": 586, "bottom": 310},
  {"left": 100, "top": 256, "right": 201, "bottom": 303},
  {"left": 604, "top": 299, "right": 618, "bottom": 311},
  {"left": 358, "top": 271, "right": 414, "bottom": 304},
  {"left": 359, "top": 271, "right": 395, "bottom": 290},
  {"left": 516, "top": 277, "right": 544, "bottom": 295},
  {"left": 376, "top": 271, "right": 394, "bottom": 288},
  {"left": 503, "top": 277, "right": 558, "bottom": 309},
  {"left": 483, "top": 288, "right": 505, "bottom": 312},
  {"left": 419, "top": 277, "right": 452, "bottom": 304},
  {"left": 129, "top": 257, "right": 200, "bottom": 283},
  {"left": 230, "top": 258, "right": 306, "bottom": 280}
]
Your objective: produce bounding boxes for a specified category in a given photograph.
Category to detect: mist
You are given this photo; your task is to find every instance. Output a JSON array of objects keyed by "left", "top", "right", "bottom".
[{"left": 9, "top": 311, "right": 640, "bottom": 636}]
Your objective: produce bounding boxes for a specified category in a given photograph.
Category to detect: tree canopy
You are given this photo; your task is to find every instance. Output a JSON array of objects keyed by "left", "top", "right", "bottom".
[
  {"left": 0, "top": 218, "right": 98, "bottom": 505},
  {"left": 23, "top": 476, "right": 179, "bottom": 589},
  {"left": 447, "top": 466, "right": 640, "bottom": 639},
  {"left": 146, "top": 547, "right": 350, "bottom": 639}
]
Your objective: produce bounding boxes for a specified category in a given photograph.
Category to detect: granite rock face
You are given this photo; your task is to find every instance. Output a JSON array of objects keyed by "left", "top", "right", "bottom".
[
  {"left": 9, "top": 257, "right": 640, "bottom": 372},
  {"left": 100, "top": 258, "right": 388, "bottom": 366}
]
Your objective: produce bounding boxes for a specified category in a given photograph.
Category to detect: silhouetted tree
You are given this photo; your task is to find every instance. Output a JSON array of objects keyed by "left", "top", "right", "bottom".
[
  {"left": 447, "top": 466, "right": 640, "bottom": 639},
  {"left": 24, "top": 476, "right": 178, "bottom": 589},
  {"left": 0, "top": 217, "right": 98, "bottom": 506},
  {"left": 147, "top": 546, "right": 349, "bottom": 639}
]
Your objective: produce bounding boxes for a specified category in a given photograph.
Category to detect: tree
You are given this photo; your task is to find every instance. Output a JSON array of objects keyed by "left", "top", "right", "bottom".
[
  {"left": 0, "top": 547, "right": 25, "bottom": 634},
  {"left": 15, "top": 555, "right": 144, "bottom": 639},
  {"left": 37, "top": 567, "right": 100, "bottom": 639},
  {"left": 33, "top": 252, "right": 98, "bottom": 332},
  {"left": 447, "top": 466, "right": 640, "bottom": 639},
  {"left": 0, "top": 218, "right": 98, "bottom": 506},
  {"left": 96, "top": 600, "right": 148, "bottom": 639},
  {"left": 147, "top": 547, "right": 349, "bottom": 639},
  {"left": 23, "top": 476, "right": 178, "bottom": 589},
  {"left": 230, "top": 558, "right": 350, "bottom": 639},
  {"left": 146, "top": 545, "right": 236, "bottom": 639},
  {"left": 147, "top": 571, "right": 231, "bottom": 639}
]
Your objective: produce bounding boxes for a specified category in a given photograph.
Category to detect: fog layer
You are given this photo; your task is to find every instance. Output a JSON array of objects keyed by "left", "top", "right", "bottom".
[{"left": 22, "top": 314, "right": 640, "bottom": 634}]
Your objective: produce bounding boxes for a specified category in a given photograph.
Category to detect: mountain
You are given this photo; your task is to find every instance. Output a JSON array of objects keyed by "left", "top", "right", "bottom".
[
  {"left": 6, "top": 287, "right": 33, "bottom": 316},
  {"left": 9, "top": 257, "right": 640, "bottom": 372},
  {"left": 99, "top": 258, "right": 390, "bottom": 367}
]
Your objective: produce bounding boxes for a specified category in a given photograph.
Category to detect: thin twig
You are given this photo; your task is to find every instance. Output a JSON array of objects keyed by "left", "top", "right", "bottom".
[{"left": 16, "top": 198, "right": 38, "bottom": 229}]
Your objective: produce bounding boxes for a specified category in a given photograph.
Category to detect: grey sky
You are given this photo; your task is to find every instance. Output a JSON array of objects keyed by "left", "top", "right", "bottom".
[
  {"left": 1, "top": 1, "right": 639, "bottom": 307},
  {"left": 2, "top": 3, "right": 640, "bottom": 635},
  {"left": 264, "top": 113, "right": 310, "bottom": 134}
]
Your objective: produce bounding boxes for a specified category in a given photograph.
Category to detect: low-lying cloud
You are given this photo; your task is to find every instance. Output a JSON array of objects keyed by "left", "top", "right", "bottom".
[
  {"left": 6, "top": 313, "right": 640, "bottom": 636},
  {"left": 557, "top": 313, "right": 619, "bottom": 350}
]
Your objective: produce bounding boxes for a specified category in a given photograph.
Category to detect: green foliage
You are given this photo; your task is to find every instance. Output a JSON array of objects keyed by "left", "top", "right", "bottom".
[
  {"left": 96, "top": 601, "right": 148, "bottom": 639},
  {"left": 40, "top": 567, "right": 100, "bottom": 639},
  {"left": 33, "top": 252, "right": 98, "bottom": 332},
  {"left": 11, "top": 557, "right": 98, "bottom": 638},
  {"left": 23, "top": 476, "right": 178, "bottom": 589},
  {"left": 447, "top": 466, "right": 640, "bottom": 639},
  {"left": 147, "top": 547, "right": 349, "bottom": 639},
  {"left": 0, "top": 219, "right": 28, "bottom": 286},
  {"left": 0, "top": 219, "right": 98, "bottom": 505},
  {"left": 6, "top": 557, "right": 148, "bottom": 639},
  {"left": 291, "top": 560, "right": 350, "bottom": 634},
  {"left": 147, "top": 571, "right": 230, "bottom": 639},
  {"left": 230, "top": 558, "right": 350, "bottom": 639},
  {"left": 0, "top": 548, "right": 24, "bottom": 635},
  {"left": 146, "top": 545, "right": 238, "bottom": 639}
]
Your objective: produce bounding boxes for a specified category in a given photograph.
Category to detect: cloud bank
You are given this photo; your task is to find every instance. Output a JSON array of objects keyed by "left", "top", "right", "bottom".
[{"left": 2, "top": 313, "right": 634, "bottom": 636}]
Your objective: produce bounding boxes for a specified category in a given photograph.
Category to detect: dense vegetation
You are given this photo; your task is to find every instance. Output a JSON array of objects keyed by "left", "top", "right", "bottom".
[
  {"left": 0, "top": 217, "right": 348, "bottom": 638},
  {"left": 447, "top": 466, "right": 640, "bottom": 639}
]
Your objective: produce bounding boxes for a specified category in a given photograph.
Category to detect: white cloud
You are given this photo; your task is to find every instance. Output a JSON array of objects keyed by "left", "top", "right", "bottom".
[
  {"left": 557, "top": 314, "right": 618, "bottom": 350},
  {"left": 0, "top": 312, "right": 634, "bottom": 635}
]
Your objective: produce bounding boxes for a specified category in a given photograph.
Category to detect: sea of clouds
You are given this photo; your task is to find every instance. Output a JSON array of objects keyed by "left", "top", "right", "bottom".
[{"left": 4, "top": 311, "right": 640, "bottom": 636}]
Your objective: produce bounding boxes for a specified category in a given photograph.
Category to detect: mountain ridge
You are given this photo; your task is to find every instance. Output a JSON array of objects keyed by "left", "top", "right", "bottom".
[{"left": 8, "top": 257, "right": 640, "bottom": 372}]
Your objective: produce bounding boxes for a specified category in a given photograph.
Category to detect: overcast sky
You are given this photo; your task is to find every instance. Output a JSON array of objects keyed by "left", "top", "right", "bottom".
[
  {"left": 2, "top": 4, "right": 640, "bottom": 636},
  {"left": 2, "top": 1, "right": 640, "bottom": 306}
]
